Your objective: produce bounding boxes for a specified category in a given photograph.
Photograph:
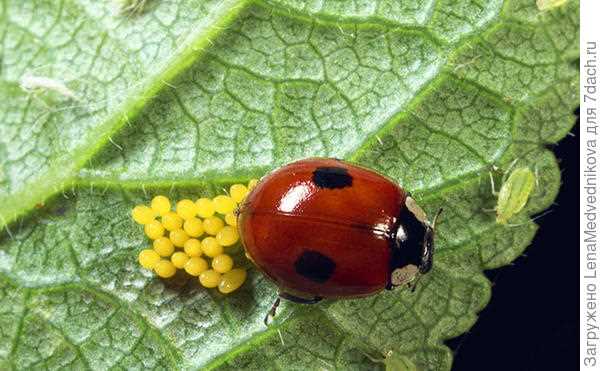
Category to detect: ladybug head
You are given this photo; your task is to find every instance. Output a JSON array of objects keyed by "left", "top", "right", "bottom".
[{"left": 389, "top": 197, "right": 442, "bottom": 288}]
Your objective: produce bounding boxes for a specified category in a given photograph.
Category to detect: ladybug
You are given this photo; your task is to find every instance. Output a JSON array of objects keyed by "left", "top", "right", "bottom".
[{"left": 237, "top": 158, "right": 441, "bottom": 323}]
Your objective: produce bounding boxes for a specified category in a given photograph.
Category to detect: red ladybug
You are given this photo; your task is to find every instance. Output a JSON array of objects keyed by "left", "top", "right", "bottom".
[{"left": 237, "top": 158, "right": 441, "bottom": 322}]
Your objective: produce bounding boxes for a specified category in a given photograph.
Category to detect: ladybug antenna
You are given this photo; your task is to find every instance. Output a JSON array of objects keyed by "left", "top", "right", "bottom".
[{"left": 431, "top": 208, "right": 443, "bottom": 230}]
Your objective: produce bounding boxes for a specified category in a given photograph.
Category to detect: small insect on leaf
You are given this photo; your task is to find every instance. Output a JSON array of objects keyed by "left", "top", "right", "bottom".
[
  {"left": 496, "top": 167, "right": 536, "bottom": 225},
  {"left": 536, "top": 0, "right": 568, "bottom": 11},
  {"left": 20, "top": 75, "right": 77, "bottom": 100}
]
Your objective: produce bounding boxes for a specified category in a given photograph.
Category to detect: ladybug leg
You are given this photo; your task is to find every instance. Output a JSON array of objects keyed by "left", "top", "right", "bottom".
[
  {"left": 279, "top": 292, "right": 323, "bottom": 304},
  {"left": 407, "top": 274, "right": 422, "bottom": 292},
  {"left": 234, "top": 200, "right": 250, "bottom": 217},
  {"left": 264, "top": 297, "right": 281, "bottom": 326},
  {"left": 263, "top": 293, "right": 323, "bottom": 326}
]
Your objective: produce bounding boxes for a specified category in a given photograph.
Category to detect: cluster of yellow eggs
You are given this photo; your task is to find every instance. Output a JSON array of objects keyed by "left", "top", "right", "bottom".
[{"left": 131, "top": 179, "right": 258, "bottom": 294}]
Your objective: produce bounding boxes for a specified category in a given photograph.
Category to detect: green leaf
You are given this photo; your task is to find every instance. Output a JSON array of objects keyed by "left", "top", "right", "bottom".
[{"left": 0, "top": 0, "right": 578, "bottom": 369}]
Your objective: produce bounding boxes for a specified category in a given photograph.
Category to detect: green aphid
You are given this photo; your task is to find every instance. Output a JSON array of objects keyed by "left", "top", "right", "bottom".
[{"left": 493, "top": 167, "right": 536, "bottom": 225}]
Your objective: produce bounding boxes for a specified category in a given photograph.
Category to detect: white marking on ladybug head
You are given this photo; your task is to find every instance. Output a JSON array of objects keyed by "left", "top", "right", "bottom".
[
  {"left": 405, "top": 196, "right": 428, "bottom": 225},
  {"left": 396, "top": 225, "right": 407, "bottom": 242},
  {"left": 391, "top": 264, "right": 418, "bottom": 286}
]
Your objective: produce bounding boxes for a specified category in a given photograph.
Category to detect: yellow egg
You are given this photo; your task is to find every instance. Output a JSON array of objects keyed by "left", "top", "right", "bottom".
[
  {"left": 144, "top": 220, "right": 165, "bottom": 240},
  {"left": 176, "top": 199, "right": 198, "bottom": 220},
  {"left": 199, "top": 269, "right": 221, "bottom": 288},
  {"left": 213, "top": 195, "right": 236, "bottom": 215},
  {"left": 138, "top": 249, "right": 160, "bottom": 269},
  {"left": 203, "top": 216, "right": 225, "bottom": 235},
  {"left": 132, "top": 205, "right": 155, "bottom": 225},
  {"left": 224, "top": 212, "right": 237, "bottom": 227},
  {"left": 184, "top": 238, "right": 203, "bottom": 257},
  {"left": 201, "top": 237, "right": 223, "bottom": 257},
  {"left": 169, "top": 229, "right": 189, "bottom": 248},
  {"left": 229, "top": 184, "right": 249, "bottom": 203},
  {"left": 161, "top": 211, "right": 183, "bottom": 231},
  {"left": 151, "top": 195, "right": 171, "bottom": 216},
  {"left": 218, "top": 269, "right": 247, "bottom": 294},
  {"left": 196, "top": 198, "right": 215, "bottom": 218},
  {"left": 154, "top": 260, "right": 177, "bottom": 278},
  {"left": 153, "top": 237, "right": 175, "bottom": 257},
  {"left": 171, "top": 252, "right": 189, "bottom": 269},
  {"left": 212, "top": 254, "right": 234, "bottom": 273},
  {"left": 216, "top": 226, "right": 239, "bottom": 246},
  {"left": 183, "top": 217, "right": 204, "bottom": 237},
  {"left": 184, "top": 257, "right": 208, "bottom": 276},
  {"left": 247, "top": 178, "right": 259, "bottom": 191}
]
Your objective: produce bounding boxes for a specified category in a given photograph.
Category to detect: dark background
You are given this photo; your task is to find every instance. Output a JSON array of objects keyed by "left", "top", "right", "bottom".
[{"left": 448, "top": 112, "right": 579, "bottom": 370}]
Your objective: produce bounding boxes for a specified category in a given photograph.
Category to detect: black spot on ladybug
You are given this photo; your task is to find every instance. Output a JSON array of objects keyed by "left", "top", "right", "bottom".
[
  {"left": 312, "top": 167, "right": 352, "bottom": 189},
  {"left": 294, "top": 250, "right": 336, "bottom": 283}
]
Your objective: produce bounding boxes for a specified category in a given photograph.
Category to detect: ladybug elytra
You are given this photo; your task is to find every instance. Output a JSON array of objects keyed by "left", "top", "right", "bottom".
[{"left": 237, "top": 158, "right": 441, "bottom": 323}]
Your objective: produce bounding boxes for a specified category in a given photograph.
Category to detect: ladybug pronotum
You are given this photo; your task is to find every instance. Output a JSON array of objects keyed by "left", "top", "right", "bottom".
[{"left": 237, "top": 158, "right": 441, "bottom": 323}]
